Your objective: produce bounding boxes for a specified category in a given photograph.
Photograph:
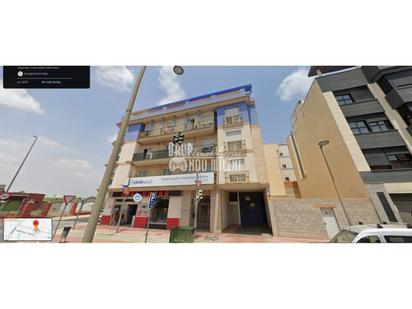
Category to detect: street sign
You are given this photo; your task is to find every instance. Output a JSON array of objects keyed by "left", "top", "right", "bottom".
[
  {"left": 122, "top": 185, "right": 131, "bottom": 196},
  {"left": 148, "top": 192, "right": 158, "bottom": 209},
  {"left": 133, "top": 193, "right": 142, "bottom": 203},
  {"left": 63, "top": 195, "right": 76, "bottom": 205},
  {"left": 195, "top": 180, "right": 202, "bottom": 189},
  {"left": 0, "top": 193, "right": 10, "bottom": 200}
]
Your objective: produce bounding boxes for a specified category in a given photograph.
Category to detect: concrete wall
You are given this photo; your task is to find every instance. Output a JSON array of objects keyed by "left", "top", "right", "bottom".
[
  {"left": 271, "top": 197, "right": 379, "bottom": 239},
  {"left": 288, "top": 80, "right": 370, "bottom": 199},
  {"left": 263, "top": 144, "right": 287, "bottom": 196},
  {"left": 179, "top": 190, "right": 193, "bottom": 226},
  {"left": 221, "top": 191, "right": 230, "bottom": 231}
]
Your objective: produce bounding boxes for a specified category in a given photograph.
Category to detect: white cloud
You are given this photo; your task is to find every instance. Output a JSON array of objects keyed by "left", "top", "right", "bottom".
[
  {"left": 106, "top": 133, "right": 117, "bottom": 144},
  {"left": 0, "top": 134, "right": 102, "bottom": 197},
  {"left": 0, "top": 79, "right": 45, "bottom": 114},
  {"left": 55, "top": 158, "right": 93, "bottom": 171},
  {"left": 276, "top": 68, "right": 314, "bottom": 102},
  {"left": 158, "top": 66, "right": 186, "bottom": 104},
  {"left": 95, "top": 66, "right": 134, "bottom": 92}
]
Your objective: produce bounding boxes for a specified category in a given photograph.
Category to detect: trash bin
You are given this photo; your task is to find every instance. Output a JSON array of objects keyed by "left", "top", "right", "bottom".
[{"left": 169, "top": 226, "right": 195, "bottom": 243}]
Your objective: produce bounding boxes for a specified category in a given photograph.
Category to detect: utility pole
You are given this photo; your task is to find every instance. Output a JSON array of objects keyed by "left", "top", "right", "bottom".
[
  {"left": 82, "top": 66, "right": 184, "bottom": 242},
  {"left": 82, "top": 66, "right": 147, "bottom": 242},
  {"left": 318, "top": 140, "right": 351, "bottom": 226},
  {"left": 6, "top": 135, "right": 38, "bottom": 192}
]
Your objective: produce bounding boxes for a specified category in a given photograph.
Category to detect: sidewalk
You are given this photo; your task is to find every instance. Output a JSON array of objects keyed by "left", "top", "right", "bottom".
[{"left": 53, "top": 223, "right": 326, "bottom": 243}]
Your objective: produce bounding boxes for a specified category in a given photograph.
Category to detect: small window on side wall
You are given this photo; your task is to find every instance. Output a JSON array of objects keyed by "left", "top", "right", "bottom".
[{"left": 335, "top": 94, "right": 354, "bottom": 105}]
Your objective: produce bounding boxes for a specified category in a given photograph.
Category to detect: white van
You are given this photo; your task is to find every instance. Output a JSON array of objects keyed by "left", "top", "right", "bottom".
[{"left": 330, "top": 224, "right": 412, "bottom": 243}]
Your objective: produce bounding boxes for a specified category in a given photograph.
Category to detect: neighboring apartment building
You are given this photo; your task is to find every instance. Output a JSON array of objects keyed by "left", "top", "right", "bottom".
[
  {"left": 288, "top": 66, "right": 412, "bottom": 234},
  {"left": 101, "top": 85, "right": 287, "bottom": 235},
  {"left": 277, "top": 144, "right": 296, "bottom": 182}
]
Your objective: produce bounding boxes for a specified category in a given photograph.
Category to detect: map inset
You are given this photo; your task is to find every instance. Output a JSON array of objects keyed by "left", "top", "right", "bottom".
[{"left": 3, "top": 218, "right": 52, "bottom": 241}]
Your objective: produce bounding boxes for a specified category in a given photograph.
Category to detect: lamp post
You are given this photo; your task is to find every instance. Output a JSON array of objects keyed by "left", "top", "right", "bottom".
[
  {"left": 82, "top": 66, "right": 184, "bottom": 242},
  {"left": 318, "top": 140, "right": 351, "bottom": 226},
  {"left": 6, "top": 135, "right": 38, "bottom": 192}
]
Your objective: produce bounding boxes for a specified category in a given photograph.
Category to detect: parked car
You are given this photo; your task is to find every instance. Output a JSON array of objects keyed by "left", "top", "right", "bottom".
[{"left": 330, "top": 223, "right": 412, "bottom": 243}]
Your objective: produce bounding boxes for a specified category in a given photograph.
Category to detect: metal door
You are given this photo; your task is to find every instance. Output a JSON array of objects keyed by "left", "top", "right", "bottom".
[{"left": 320, "top": 208, "right": 340, "bottom": 238}]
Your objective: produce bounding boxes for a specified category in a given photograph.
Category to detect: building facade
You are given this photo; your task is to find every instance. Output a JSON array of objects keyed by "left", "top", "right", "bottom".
[
  {"left": 101, "top": 85, "right": 287, "bottom": 234},
  {"left": 287, "top": 66, "right": 412, "bottom": 235}
]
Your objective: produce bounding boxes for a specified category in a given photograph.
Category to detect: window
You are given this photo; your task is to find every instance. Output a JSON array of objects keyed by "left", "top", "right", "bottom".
[
  {"left": 282, "top": 164, "right": 287, "bottom": 168},
  {"left": 357, "top": 236, "right": 381, "bottom": 243},
  {"left": 226, "top": 130, "right": 241, "bottom": 137},
  {"left": 348, "top": 118, "right": 393, "bottom": 135},
  {"left": 285, "top": 177, "right": 290, "bottom": 181},
  {"left": 279, "top": 152, "right": 284, "bottom": 157},
  {"left": 369, "top": 120, "right": 393, "bottom": 132},
  {"left": 186, "top": 118, "right": 195, "bottom": 130},
  {"left": 335, "top": 94, "right": 354, "bottom": 105},
  {"left": 384, "top": 236, "right": 412, "bottom": 243},
  {"left": 229, "top": 174, "right": 246, "bottom": 183},
  {"left": 227, "top": 159, "right": 245, "bottom": 171},
  {"left": 227, "top": 140, "right": 244, "bottom": 151},
  {"left": 386, "top": 153, "right": 412, "bottom": 169},
  {"left": 349, "top": 121, "right": 369, "bottom": 135},
  {"left": 225, "top": 107, "right": 240, "bottom": 117},
  {"left": 138, "top": 170, "right": 147, "bottom": 177}
]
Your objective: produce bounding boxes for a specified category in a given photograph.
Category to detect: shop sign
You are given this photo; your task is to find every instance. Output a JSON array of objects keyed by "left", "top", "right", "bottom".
[{"left": 127, "top": 172, "right": 214, "bottom": 188}]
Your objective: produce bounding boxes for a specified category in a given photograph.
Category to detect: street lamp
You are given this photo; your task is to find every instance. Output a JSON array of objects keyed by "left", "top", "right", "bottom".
[
  {"left": 318, "top": 140, "right": 351, "bottom": 226},
  {"left": 173, "top": 66, "right": 184, "bottom": 75},
  {"left": 82, "top": 66, "right": 184, "bottom": 242},
  {"left": 6, "top": 135, "right": 38, "bottom": 192}
]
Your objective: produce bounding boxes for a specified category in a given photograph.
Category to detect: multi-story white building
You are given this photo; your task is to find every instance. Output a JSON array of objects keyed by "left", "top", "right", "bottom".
[{"left": 100, "top": 85, "right": 288, "bottom": 234}]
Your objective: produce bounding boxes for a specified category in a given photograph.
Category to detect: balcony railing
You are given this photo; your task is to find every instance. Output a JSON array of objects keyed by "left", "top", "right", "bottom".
[
  {"left": 138, "top": 120, "right": 215, "bottom": 139},
  {"left": 222, "top": 115, "right": 243, "bottom": 128},
  {"left": 133, "top": 150, "right": 169, "bottom": 161},
  {"left": 225, "top": 172, "right": 249, "bottom": 183},
  {"left": 223, "top": 140, "right": 246, "bottom": 153}
]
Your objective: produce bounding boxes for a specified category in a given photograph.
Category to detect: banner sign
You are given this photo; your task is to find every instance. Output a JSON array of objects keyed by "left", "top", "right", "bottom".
[{"left": 127, "top": 172, "right": 214, "bottom": 188}]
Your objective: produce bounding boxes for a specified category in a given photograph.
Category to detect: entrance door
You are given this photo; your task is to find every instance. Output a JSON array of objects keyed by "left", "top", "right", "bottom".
[
  {"left": 239, "top": 192, "right": 267, "bottom": 226},
  {"left": 320, "top": 208, "right": 340, "bottom": 238},
  {"left": 149, "top": 198, "right": 169, "bottom": 229},
  {"left": 126, "top": 204, "right": 137, "bottom": 225},
  {"left": 197, "top": 197, "right": 210, "bottom": 230}
]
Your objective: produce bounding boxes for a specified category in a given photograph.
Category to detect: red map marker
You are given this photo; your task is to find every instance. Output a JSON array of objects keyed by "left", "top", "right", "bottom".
[{"left": 33, "top": 219, "right": 39, "bottom": 232}]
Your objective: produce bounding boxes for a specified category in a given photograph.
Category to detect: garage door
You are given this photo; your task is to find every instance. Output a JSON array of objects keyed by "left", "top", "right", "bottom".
[{"left": 239, "top": 192, "right": 267, "bottom": 226}]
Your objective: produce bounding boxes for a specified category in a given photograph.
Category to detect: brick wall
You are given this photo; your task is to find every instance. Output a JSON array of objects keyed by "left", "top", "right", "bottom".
[{"left": 271, "top": 197, "right": 379, "bottom": 240}]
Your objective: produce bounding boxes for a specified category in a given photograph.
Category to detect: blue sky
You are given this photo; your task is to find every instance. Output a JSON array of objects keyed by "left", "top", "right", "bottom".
[{"left": 0, "top": 66, "right": 313, "bottom": 196}]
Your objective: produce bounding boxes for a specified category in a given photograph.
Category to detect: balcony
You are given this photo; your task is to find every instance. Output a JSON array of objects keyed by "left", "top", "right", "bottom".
[
  {"left": 222, "top": 115, "right": 244, "bottom": 128},
  {"left": 132, "top": 149, "right": 170, "bottom": 166},
  {"left": 138, "top": 120, "right": 215, "bottom": 144},
  {"left": 225, "top": 172, "right": 250, "bottom": 184},
  {"left": 339, "top": 99, "right": 384, "bottom": 117},
  {"left": 354, "top": 130, "right": 406, "bottom": 150},
  {"left": 223, "top": 140, "right": 247, "bottom": 155},
  {"left": 386, "top": 86, "right": 412, "bottom": 109}
]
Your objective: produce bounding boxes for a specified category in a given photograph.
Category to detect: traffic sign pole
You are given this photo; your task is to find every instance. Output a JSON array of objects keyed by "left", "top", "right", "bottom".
[
  {"left": 144, "top": 207, "right": 151, "bottom": 243},
  {"left": 194, "top": 172, "right": 199, "bottom": 229},
  {"left": 116, "top": 197, "right": 126, "bottom": 233},
  {"left": 53, "top": 195, "right": 75, "bottom": 239}
]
